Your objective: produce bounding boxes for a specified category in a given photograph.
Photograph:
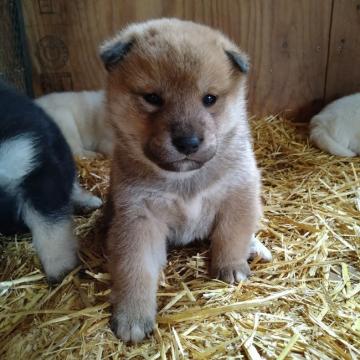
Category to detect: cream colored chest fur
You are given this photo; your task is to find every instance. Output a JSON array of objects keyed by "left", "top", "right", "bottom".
[
  {"left": 166, "top": 192, "right": 216, "bottom": 245},
  {"left": 143, "top": 177, "right": 231, "bottom": 245}
]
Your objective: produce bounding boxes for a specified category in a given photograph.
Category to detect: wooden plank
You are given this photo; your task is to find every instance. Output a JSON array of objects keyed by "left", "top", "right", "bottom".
[
  {"left": 22, "top": 0, "right": 332, "bottom": 119},
  {"left": 0, "top": 0, "right": 31, "bottom": 93},
  {"left": 164, "top": 0, "right": 333, "bottom": 120},
  {"left": 325, "top": 0, "right": 360, "bottom": 104}
]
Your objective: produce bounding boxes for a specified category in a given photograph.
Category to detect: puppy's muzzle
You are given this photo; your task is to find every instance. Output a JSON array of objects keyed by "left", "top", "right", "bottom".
[{"left": 172, "top": 135, "right": 203, "bottom": 155}]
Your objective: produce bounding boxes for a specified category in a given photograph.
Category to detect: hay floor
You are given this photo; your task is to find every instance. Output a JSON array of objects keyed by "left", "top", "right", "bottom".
[{"left": 0, "top": 117, "right": 359, "bottom": 359}]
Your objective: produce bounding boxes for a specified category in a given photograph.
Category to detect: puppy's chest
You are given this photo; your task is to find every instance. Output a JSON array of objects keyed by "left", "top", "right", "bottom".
[{"left": 150, "top": 191, "right": 219, "bottom": 245}]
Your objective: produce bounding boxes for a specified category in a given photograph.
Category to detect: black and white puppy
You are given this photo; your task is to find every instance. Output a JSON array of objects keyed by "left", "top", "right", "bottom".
[{"left": 0, "top": 82, "right": 102, "bottom": 282}]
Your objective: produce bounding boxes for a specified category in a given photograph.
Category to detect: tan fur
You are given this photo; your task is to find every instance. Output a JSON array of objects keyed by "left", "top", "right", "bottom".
[{"left": 101, "top": 18, "right": 270, "bottom": 342}]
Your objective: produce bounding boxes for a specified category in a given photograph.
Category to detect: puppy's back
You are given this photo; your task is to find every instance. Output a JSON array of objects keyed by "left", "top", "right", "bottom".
[
  {"left": 310, "top": 93, "right": 360, "bottom": 156},
  {"left": 0, "top": 82, "right": 75, "bottom": 196},
  {"left": 0, "top": 83, "right": 67, "bottom": 146},
  {"left": 35, "top": 90, "right": 109, "bottom": 155},
  {"left": 35, "top": 90, "right": 104, "bottom": 128}
]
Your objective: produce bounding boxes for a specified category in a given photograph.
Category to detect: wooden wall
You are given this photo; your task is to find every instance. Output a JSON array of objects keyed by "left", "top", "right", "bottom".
[
  {"left": 21, "top": 0, "right": 360, "bottom": 120},
  {"left": 325, "top": 0, "right": 360, "bottom": 103}
]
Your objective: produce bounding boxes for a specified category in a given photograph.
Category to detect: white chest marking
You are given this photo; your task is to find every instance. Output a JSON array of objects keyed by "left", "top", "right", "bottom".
[{"left": 180, "top": 195, "right": 203, "bottom": 222}]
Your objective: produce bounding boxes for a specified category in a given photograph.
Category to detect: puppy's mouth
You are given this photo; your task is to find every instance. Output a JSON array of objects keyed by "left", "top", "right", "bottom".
[
  {"left": 144, "top": 149, "right": 212, "bottom": 172},
  {"left": 144, "top": 141, "right": 217, "bottom": 172},
  {"left": 160, "top": 158, "right": 205, "bottom": 172}
]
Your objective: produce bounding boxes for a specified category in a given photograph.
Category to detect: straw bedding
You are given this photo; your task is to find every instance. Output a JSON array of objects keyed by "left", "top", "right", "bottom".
[{"left": 0, "top": 117, "right": 359, "bottom": 359}]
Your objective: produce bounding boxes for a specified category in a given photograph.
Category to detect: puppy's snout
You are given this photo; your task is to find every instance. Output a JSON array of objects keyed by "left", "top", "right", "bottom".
[{"left": 172, "top": 135, "right": 203, "bottom": 155}]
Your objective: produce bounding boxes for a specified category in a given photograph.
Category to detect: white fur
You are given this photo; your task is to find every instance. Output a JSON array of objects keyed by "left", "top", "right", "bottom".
[
  {"left": 249, "top": 235, "right": 272, "bottom": 261},
  {"left": 310, "top": 93, "right": 360, "bottom": 156},
  {"left": 71, "top": 182, "right": 103, "bottom": 210},
  {"left": 22, "top": 205, "right": 78, "bottom": 280},
  {"left": 35, "top": 90, "right": 113, "bottom": 158},
  {"left": 0, "top": 135, "right": 38, "bottom": 188}
]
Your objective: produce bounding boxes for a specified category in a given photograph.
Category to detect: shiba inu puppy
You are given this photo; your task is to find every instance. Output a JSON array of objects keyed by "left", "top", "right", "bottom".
[
  {"left": 100, "top": 18, "right": 271, "bottom": 342},
  {"left": 36, "top": 90, "right": 113, "bottom": 158}
]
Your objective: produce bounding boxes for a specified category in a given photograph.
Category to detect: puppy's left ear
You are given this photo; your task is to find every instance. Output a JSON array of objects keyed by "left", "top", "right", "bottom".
[
  {"left": 225, "top": 50, "right": 249, "bottom": 74},
  {"left": 100, "top": 41, "right": 133, "bottom": 72}
]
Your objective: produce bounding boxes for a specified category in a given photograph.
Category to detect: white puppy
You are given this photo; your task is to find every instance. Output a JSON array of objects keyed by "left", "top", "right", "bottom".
[
  {"left": 310, "top": 93, "right": 360, "bottom": 157},
  {"left": 35, "top": 90, "right": 113, "bottom": 158}
]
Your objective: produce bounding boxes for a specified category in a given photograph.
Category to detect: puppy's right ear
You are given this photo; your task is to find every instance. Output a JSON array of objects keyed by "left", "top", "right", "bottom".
[{"left": 100, "top": 41, "right": 133, "bottom": 72}]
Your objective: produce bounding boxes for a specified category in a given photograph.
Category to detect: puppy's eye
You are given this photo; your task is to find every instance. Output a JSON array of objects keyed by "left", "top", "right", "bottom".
[
  {"left": 202, "top": 94, "right": 217, "bottom": 107},
  {"left": 142, "top": 93, "right": 163, "bottom": 107}
]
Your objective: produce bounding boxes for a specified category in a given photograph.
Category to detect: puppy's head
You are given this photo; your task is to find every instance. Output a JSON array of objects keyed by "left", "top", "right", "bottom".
[{"left": 100, "top": 18, "right": 249, "bottom": 172}]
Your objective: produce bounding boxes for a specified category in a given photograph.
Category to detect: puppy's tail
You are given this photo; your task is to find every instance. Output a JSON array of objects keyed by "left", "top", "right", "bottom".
[{"left": 309, "top": 117, "right": 357, "bottom": 157}]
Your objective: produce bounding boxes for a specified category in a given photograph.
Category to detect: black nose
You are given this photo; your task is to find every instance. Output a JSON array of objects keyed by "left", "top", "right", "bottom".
[{"left": 172, "top": 136, "right": 202, "bottom": 155}]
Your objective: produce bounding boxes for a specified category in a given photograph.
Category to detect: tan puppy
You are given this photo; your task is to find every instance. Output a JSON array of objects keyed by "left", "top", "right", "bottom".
[
  {"left": 100, "top": 18, "right": 271, "bottom": 342},
  {"left": 35, "top": 90, "right": 113, "bottom": 158}
]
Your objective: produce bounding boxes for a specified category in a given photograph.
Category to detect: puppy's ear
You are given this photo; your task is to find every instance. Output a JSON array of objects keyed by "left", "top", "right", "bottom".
[
  {"left": 225, "top": 50, "right": 249, "bottom": 74},
  {"left": 100, "top": 41, "right": 133, "bottom": 72}
]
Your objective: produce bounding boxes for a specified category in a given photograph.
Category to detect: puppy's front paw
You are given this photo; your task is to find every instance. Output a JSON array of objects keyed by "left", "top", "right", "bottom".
[
  {"left": 212, "top": 260, "right": 251, "bottom": 284},
  {"left": 111, "top": 308, "right": 155, "bottom": 343},
  {"left": 44, "top": 252, "right": 79, "bottom": 285}
]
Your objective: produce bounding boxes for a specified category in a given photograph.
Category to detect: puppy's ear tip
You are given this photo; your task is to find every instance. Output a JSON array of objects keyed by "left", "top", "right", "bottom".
[
  {"left": 225, "top": 50, "right": 249, "bottom": 74},
  {"left": 100, "top": 41, "right": 133, "bottom": 72}
]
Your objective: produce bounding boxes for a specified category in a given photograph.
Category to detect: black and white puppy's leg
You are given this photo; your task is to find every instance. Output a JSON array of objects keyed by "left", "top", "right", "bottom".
[
  {"left": 23, "top": 205, "right": 78, "bottom": 283},
  {"left": 72, "top": 182, "right": 102, "bottom": 212}
]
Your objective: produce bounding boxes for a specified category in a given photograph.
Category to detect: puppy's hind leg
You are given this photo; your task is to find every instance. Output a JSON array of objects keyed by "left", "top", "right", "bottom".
[
  {"left": 23, "top": 205, "right": 79, "bottom": 283},
  {"left": 248, "top": 234, "right": 272, "bottom": 262},
  {"left": 72, "top": 182, "right": 102, "bottom": 212}
]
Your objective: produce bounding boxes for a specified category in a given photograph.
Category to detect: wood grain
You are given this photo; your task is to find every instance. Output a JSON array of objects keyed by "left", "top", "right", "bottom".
[
  {"left": 22, "top": 0, "right": 333, "bottom": 119},
  {"left": 325, "top": 0, "right": 360, "bottom": 103}
]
